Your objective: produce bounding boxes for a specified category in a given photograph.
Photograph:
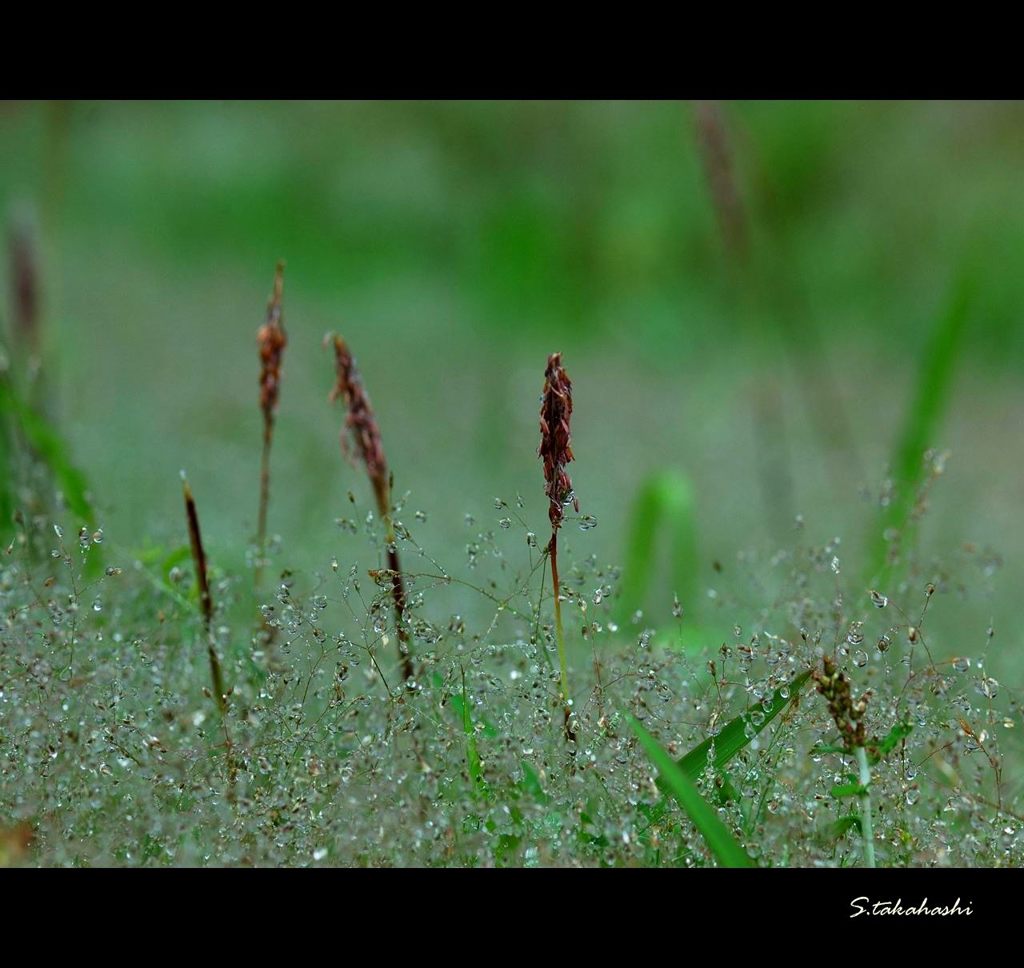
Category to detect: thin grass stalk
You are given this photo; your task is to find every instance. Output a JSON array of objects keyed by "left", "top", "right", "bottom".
[
  {"left": 855, "top": 745, "right": 876, "bottom": 868},
  {"left": 539, "top": 352, "right": 577, "bottom": 742},
  {"left": 8, "top": 212, "right": 40, "bottom": 361},
  {"left": 692, "top": 100, "right": 749, "bottom": 267},
  {"left": 255, "top": 261, "right": 286, "bottom": 590},
  {"left": 182, "top": 474, "right": 226, "bottom": 713},
  {"left": 328, "top": 335, "right": 414, "bottom": 680},
  {"left": 182, "top": 473, "right": 235, "bottom": 795}
]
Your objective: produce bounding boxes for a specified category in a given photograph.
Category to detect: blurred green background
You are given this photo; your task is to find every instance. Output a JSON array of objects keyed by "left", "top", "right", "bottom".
[{"left": 1, "top": 100, "right": 1021, "bottom": 675}]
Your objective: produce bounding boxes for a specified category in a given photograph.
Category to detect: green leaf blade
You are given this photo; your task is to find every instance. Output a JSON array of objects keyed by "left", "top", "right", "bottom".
[{"left": 630, "top": 716, "right": 756, "bottom": 868}]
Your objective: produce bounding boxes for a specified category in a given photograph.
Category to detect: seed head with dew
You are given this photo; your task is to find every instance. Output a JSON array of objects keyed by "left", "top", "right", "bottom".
[
  {"left": 255, "top": 261, "right": 287, "bottom": 587},
  {"left": 327, "top": 333, "right": 413, "bottom": 680}
]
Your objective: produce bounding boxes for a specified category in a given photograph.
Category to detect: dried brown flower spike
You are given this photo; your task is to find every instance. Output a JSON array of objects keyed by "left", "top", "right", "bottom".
[
  {"left": 540, "top": 352, "right": 578, "bottom": 743},
  {"left": 255, "top": 261, "right": 287, "bottom": 587},
  {"left": 329, "top": 335, "right": 414, "bottom": 680},
  {"left": 539, "top": 352, "right": 578, "bottom": 532}
]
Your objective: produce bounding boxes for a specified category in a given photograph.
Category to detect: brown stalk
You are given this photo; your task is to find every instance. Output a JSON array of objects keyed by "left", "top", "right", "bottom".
[
  {"left": 255, "top": 261, "right": 287, "bottom": 589},
  {"left": 692, "top": 100, "right": 749, "bottom": 265},
  {"left": 328, "top": 335, "right": 414, "bottom": 680},
  {"left": 8, "top": 215, "right": 40, "bottom": 356},
  {"left": 182, "top": 474, "right": 227, "bottom": 714},
  {"left": 7, "top": 209, "right": 49, "bottom": 417},
  {"left": 539, "top": 352, "right": 578, "bottom": 743}
]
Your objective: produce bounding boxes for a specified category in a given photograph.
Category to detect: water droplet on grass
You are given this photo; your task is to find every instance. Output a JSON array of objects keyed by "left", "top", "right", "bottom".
[{"left": 976, "top": 677, "right": 999, "bottom": 699}]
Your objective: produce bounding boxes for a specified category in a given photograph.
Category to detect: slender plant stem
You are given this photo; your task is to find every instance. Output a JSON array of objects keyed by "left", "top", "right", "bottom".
[
  {"left": 183, "top": 475, "right": 235, "bottom": 796},
  {"left": 548, "top": 532, "right": 576, "bottom": 751},
  {"left": 381, "top": 500, "right": 414, "bottom": 681},
  {"left": 255, "top": 261, "right": 285, "bottom": 594},
  {"left": 548, "top": 532, "right": 570, "bottom": 703},
  {"left": 855, "top": 745, "right": 876, "bottom": 868},
  {"left": 255, "top": 423, "right": 272, "bottom": 590}
]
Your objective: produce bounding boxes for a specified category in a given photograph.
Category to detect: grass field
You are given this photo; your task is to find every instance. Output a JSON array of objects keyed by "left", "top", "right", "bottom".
[{"left": 0, "top": 100, "right": 1021, "bottom": 867}]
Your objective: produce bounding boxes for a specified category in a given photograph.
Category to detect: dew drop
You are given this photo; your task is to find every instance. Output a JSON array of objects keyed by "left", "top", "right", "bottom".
[{"left": 976, "top": 677, "right": 999, "bottom": 699}]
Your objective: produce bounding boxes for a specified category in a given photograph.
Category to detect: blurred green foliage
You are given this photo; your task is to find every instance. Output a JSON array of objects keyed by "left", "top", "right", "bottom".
[{"left": 0, "top": 100, "right": 1021, "bottom": 674}]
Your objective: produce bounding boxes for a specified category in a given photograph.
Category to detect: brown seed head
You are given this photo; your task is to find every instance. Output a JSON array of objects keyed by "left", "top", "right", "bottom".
[
  {"left": 539, "top": 352, "right": 578, "bottom": 531},
  {"left": 813, "top": 656, "right": 871, "bottom": 752},
  {"left": 328, "top": 335, "right": 388, "bottom": 507},
  {"left": 257, "top": 261, "right": 287, "bottom": 422}
]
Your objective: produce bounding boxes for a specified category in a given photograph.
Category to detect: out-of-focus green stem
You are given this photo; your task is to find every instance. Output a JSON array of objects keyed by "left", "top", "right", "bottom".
[{"left": 855, "top": 745, "right": 876, "bottom": 868}]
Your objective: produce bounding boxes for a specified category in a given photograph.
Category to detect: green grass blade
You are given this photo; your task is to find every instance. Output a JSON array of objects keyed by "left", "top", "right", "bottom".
[
  {"left": 0, "top": 373, "right": 95, "bottom": 525},
  {"left": 617, "top": 470, "right": 698, "bottom": 626},
  {"left": 868, "top": 274, "right": 973, "bottom": 584},
  {"left": 15, "top": 403, "right": 95, "bottom": 525},
  {"left": 869, "top": 719, "right": 913, "bottom": 765},
  {"left": 454, "top": 667, "right": 487, "bottom": 797},
  {"left": 636, "top": 669, "right": 811, "bottom": 840},
  {"left": 675, "top": 669, "right": 812, "bottom": 783},
  {"left": 630, "top": 716, "right": 755, "bottom": 868}
]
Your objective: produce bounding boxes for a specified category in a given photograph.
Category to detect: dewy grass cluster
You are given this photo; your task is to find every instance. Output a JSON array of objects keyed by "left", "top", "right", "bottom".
[{"left": 0, "top": 264, "right": 1020, "bottom": 869}]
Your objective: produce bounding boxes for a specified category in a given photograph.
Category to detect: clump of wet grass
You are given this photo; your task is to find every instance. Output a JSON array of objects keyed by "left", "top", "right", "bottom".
[
  {"left": 0, "top": 267, "right": 1019, "bottom": 869},
  {"left": 1, "top": 471, "right": 1019, "bottom": 868}
]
